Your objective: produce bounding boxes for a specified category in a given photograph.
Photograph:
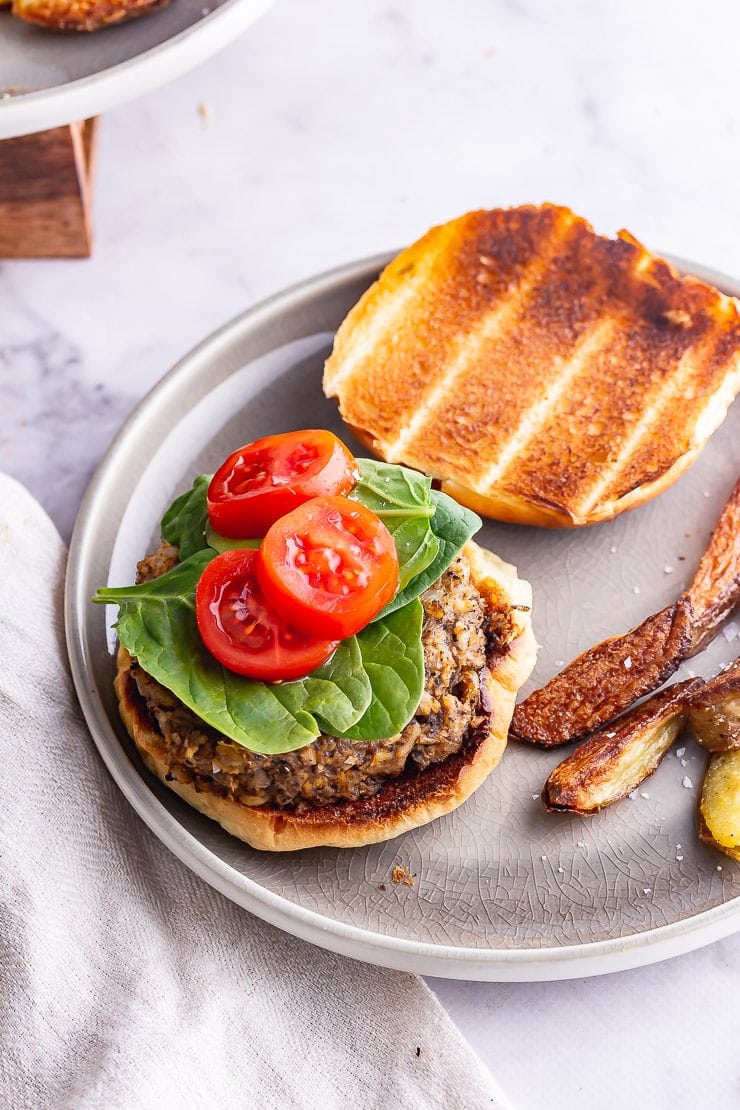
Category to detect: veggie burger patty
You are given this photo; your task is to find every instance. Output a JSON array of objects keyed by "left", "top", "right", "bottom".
[{"left": 128, "top": 546, "right": 500, "bottom": 812}]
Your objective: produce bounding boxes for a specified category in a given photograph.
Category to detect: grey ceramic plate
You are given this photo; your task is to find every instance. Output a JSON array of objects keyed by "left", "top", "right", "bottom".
[
  {"left": 0, "top": 0, "right": 273, "bottom": 140},
  {"left": 65, "top": 253, "right": 740, "bottom": 981}
]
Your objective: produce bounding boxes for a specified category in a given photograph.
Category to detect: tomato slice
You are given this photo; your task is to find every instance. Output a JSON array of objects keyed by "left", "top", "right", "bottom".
[
  {"left": 195, "top": 549, "right": 339, "bottom": 681},
  {"left": 207, "top": 430, "right": 359, "bottom": 539},
  {"left": 257, "top": 496, "right": 399, "bottom": 640}
]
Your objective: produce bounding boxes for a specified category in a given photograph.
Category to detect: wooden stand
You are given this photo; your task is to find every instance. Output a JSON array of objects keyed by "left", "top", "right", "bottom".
[{"left": 0, "top": 119, "right": 99, "bottom": 258}]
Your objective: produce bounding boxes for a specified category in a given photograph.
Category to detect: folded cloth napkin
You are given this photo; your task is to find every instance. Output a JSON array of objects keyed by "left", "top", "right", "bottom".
[{"left": 0, "top": 474, "right": 511, "bottom": 1110}]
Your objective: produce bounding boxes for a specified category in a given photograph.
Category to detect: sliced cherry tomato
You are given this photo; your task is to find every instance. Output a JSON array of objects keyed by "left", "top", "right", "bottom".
[
  {"left": 195, "top": 548, "right": 338, "bottom": 682},
  {"left": 257, "top": 496, "right": 399, "bottom": 640},
  {"left": 207, "top": 430, "right": 359, "bottom": 539}
]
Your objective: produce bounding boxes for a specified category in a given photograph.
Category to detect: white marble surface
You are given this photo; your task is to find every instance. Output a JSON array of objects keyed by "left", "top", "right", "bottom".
[{"left": 2, "top": 1, "right": 739, "bottom": 1106}]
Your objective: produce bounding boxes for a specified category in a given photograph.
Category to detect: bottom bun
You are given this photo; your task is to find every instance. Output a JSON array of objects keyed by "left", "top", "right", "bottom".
[{"left": 114, "top": 541, "right": 536, "bottom": 851}]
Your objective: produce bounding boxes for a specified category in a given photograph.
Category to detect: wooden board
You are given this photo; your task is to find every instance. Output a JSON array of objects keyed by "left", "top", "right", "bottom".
[{"left": 0, "top": 118, "right": 98, "bottom": 258}]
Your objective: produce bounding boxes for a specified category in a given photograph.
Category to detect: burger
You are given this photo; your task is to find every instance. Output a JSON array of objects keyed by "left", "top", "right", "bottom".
[{"left": 95, "top": 430, "right": 536, "bottom": 851}]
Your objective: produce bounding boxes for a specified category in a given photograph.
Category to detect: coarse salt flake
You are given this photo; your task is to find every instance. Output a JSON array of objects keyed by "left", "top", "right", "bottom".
[
  {"left": 722, "top": 620, "right": 739, "bottom": 643},
  {"left": 663, "top": 565, "right": 674, "bottom": 574},
  {"left": 676, "top": 747, "right": 686, "bottom": 758},
  {"left": 682, "top": 776, "right": 693, "bottom": 789},
  {"left": 624, "top": 656, "right": 632, "bottom": 669},
  {"left": 676, "top": 855, "right": 684, "bottom": 862}
]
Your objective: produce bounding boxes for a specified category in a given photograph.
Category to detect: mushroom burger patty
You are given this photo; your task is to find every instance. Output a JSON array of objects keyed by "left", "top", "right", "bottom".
[{"left": 128, "top": 549, "right": 499, "bottom": 813}]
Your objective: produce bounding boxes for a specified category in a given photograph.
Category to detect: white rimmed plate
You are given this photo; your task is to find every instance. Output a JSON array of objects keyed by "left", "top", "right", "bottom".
[
  {"left": 0, "top": 0, "right": 274, "bottom": 140},
  {"left": 65, "top": 253, "right": 740, "bottom": 981}
]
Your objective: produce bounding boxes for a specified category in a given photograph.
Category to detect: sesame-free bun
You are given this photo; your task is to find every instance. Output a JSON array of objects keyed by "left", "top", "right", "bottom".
[
  {"left": 114, "top": 542, "right": 536, "bottom": 852},
  {"left": 323, "top": 205, "right": 740, "bottom": 528}
]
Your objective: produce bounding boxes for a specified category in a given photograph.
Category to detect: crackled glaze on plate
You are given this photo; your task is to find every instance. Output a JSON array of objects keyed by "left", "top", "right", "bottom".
[{"left": 65, "top": 254, "right": 740, "bottom": 980}]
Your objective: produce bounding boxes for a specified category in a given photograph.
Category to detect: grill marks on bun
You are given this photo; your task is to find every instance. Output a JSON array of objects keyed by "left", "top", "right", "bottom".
[{"left": 324, "top": 205, "right": 740, "bottom": 528}]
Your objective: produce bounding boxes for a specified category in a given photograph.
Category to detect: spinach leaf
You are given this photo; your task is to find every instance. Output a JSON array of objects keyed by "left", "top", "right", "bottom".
[
  {"left": 205, "top": 522, "right": 261, "bottom": 553},
  {"left": 350, "top": 459, "right": 435, "bottom": 518},
  {"left": 160, "top": 475, "right": 210, "bottom": 559},
  {"left": 379, "top": 513, "right": 440, "bottom": 590},
  {"left": 341, "top": 600, "right": 425, "bottom": 740},
  {"left": 269, "top": 636, "right": 372, "bottom": 738},
  {"left": 376, "top": 489, "right": 481, "bottom": 618},
  {"left": 350, "top": 459, "right": 440, "bottom": 589}
]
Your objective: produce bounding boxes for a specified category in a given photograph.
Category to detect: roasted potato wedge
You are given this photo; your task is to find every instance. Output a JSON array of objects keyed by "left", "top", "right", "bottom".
[
  {"left": 698, "top": 748, "right": 740, "bottom": 860},
  {"left": 542, "top": 679, "right": 701, "bottom": 814},
  {"left": 12, "top": 0, "right": 170, "bottom": 31},
  {"left": 685, "top": 657, "right": 740, "bottom": 752},
  {"left": 512, "top": 480, "right": 738, "bottom": 748},
  {"left": 685, "top": 479, "right": 740, "bottom": 656},
  {"left": 511, "top": 600, "right": 692, "bottom": 747}
]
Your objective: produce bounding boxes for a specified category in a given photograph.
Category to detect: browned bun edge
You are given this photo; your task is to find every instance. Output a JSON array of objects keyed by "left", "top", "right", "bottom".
[
  {"left": 114, "top": 541, "right": 536, "bottom": 851},
  {"left": 440, "top": 451, "right": 710, "bottom": 528},
  {"left": 348, "top": 424, "right": 716, "bottom": 530}
]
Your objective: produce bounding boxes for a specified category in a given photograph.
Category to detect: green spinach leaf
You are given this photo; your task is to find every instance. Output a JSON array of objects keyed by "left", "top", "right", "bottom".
[
  {"left": 375, "top": 489, "right": 481, "bottom": 618},
  {"left": 341, "top": 600, "right": 425, "bottom": 740},
  {"left": 205, "top": 522, "right": 261, "bottom": 552},
  {"left": 160, "top": 475, "right": 210, "bottom": 559},
  {"left": 349, "top": 459, "right": 440, "bottom": 589},
  {"left": 349, "top": 459, "right": 435, "bottom": 518},
  {"left": 269, "top": 636, "right": 372, "bottom": 738}
]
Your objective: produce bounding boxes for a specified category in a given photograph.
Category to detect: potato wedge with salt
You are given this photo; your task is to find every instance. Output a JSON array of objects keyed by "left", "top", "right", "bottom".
[
  {"left": 542, "top": 679, "right": 700, "bottom": 815},
  {"left": 686, "top": 657, "right": 740, "bottom": 753},
  {"left": 512, "top": 601, "right": 692, "bottom": 748},
  {"left": 699, "top": 749, "right": 740, "bottom": 861},
  {"left": 685, "top": 478, "right": 740, "bottom": 657}
]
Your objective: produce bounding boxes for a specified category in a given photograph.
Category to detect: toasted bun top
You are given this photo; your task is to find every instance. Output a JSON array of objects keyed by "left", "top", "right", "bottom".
[
  {"left": 115, "top": 542, "right": 536, "bottom": 851},
  {"left": 323, "top": 204, "right": 740, "bottom": 527}
]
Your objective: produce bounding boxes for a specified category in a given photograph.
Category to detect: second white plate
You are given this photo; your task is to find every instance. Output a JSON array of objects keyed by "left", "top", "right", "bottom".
[{"left": 0, "top": 0, "right": 274, "bottom": 139}]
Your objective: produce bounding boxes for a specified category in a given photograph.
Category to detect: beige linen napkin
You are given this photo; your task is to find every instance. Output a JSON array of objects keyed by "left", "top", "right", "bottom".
[{"left": 0, "top": 473, "right": 510, "bottom": 1110}]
